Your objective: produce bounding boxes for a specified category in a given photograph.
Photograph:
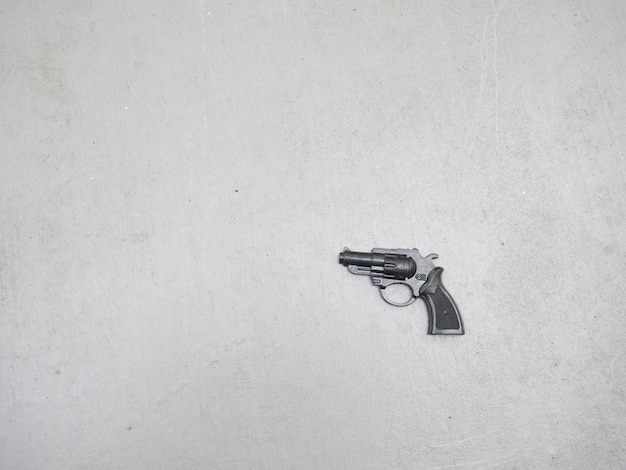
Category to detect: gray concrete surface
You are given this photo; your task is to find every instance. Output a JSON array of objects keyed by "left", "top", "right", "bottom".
[{"left": 2, "top": 1, "right": 625, "bottom": 468}]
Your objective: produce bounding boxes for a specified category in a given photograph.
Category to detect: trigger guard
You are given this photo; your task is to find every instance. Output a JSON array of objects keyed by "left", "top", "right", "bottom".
[{"left": 379, "top": 284, "right": 418, "bottom": 307}]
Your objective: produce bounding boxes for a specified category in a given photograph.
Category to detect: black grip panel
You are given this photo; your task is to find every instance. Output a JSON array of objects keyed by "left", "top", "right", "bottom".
[{"left": 419, "top": 267, "right": 464, "bottom": 335}]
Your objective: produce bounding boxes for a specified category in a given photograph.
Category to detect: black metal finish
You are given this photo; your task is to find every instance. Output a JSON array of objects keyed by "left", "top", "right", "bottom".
[{"left": 338, "top": 247, "right": 464, "bottom": 335}]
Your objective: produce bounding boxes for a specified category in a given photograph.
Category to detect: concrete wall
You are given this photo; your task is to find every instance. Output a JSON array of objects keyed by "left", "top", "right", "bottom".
[{"left": 1, "top": 1, "right": 625, "bottom": 468}]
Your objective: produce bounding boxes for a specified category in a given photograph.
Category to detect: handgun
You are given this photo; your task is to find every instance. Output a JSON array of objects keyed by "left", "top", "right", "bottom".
[{"left": 338, "top": 247, "right": 464, "bottom": 335}]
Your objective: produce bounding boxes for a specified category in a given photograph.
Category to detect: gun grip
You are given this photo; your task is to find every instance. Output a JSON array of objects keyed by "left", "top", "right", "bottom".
[{"left": 419, "top": 267, "right": 464, "bottom": 335}]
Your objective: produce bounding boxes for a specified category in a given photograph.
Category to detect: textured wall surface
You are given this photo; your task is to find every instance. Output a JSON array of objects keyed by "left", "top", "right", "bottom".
[{"left": 1, "top": 1, "right": 625, "bottom": 468}]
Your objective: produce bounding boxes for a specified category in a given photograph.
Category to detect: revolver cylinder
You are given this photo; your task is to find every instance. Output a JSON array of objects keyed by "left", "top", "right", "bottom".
[{"left": 338, "top": 250, "right": 416, "bottom": 280}]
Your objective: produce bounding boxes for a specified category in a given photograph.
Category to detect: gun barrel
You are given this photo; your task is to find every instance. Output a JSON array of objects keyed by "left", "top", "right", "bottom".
[{"left": 338, "top": 250, "right": 376, "bottom": 267}]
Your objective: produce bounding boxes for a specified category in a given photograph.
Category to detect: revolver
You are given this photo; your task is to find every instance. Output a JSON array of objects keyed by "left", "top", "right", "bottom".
[{"left": 338, "top": 247, "right": 464, "bottom": 335}]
